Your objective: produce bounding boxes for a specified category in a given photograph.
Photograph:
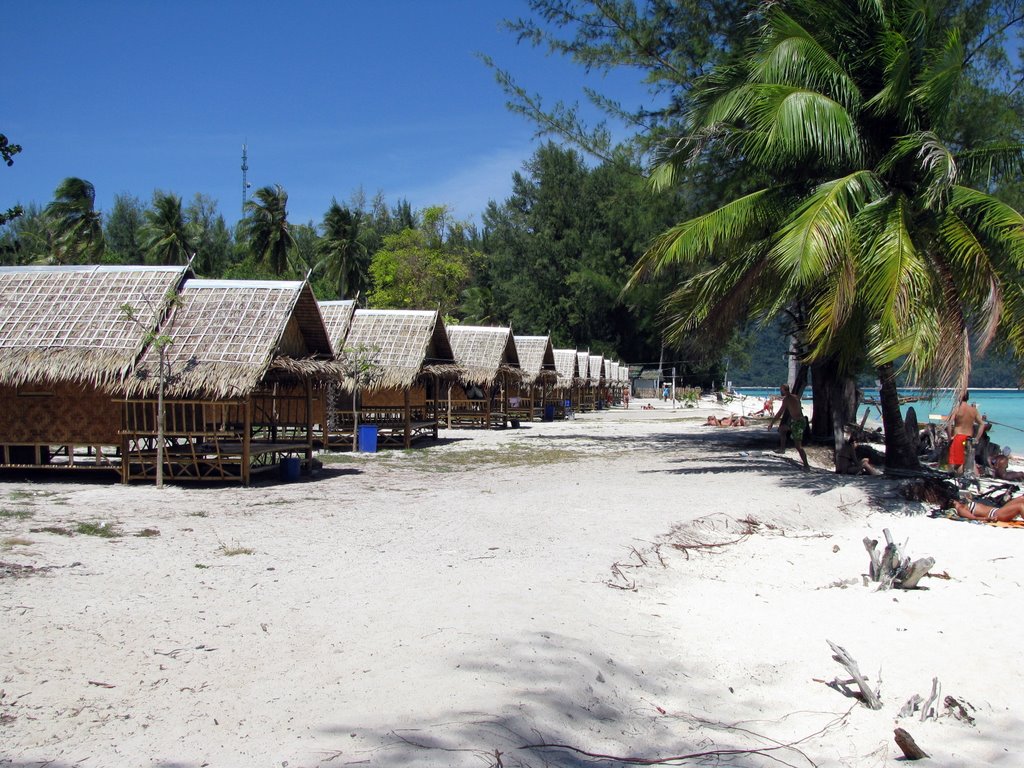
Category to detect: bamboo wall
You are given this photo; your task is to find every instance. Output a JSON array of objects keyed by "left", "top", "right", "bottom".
[{"left": 0, "top": 383, "right": 121, "bottom": 444}]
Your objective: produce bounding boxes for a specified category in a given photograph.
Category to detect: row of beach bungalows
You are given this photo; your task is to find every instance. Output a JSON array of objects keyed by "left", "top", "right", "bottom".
[{"left": 0, "top": 265, "right": 632, "bottom": 485}]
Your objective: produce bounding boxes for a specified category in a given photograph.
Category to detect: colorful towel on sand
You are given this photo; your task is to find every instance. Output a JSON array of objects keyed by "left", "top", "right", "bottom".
[{"left": 929, "top": 508, "right": 1024, "bottom": 528}]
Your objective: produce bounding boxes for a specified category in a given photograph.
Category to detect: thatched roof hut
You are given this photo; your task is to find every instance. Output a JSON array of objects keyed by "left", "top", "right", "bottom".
[
  {"left": 447, "top": 325, "right": 521, "bottom": 386},
  {"left": 319, "top": 300, "right": 357, "bottom": 354},
  {"left": 552, "top": 348, "right": 579, "bottom": 386},
  {"left": 343, "top": 309, "right": 458, "bottom": 391},
  {"left": 0, "top": 264, "right": 189, "bottom": 389},
  {"left": 588, "top": 354, "right": 605, "bottom": 384},
  {"left": 126, "top": 279, "right": 336, "bottom": 399},
  {"left": 576, "top": 351, "right": 591, "bottom": 382},
  {"left": 513, "top": 335, "right": 556, "bottom": 385}
]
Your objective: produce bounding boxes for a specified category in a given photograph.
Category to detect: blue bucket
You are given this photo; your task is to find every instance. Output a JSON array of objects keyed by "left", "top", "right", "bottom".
[
  {"left": 358, "top": 424, "right": 379, "bottom": 453},
  {"left": 280, "top": 456, "right": 301, "bottom": 481}
]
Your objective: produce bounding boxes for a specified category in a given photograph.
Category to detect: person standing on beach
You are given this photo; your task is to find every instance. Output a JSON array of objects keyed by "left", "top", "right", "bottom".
[
  {"left": 767, "top": 383, "right": 809, "bottom": 470},
  {"left": 946, "top": 391, "right": 985, "bottom": 475}
]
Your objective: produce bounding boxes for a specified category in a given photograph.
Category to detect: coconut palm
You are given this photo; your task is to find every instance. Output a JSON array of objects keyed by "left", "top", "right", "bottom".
[
  {"left": 242, "top": 184, "right": 294, "bottom": 276},
  {"left": 317, "top": 200, "right": 370, "bottom": 299},
  {"left": 141, "top": 191, "right": 193, "bottom": 266},
  {"left": 46, "top": 177, "right": 105, "bottom": 264},
  {"left": 631, "top": 0, "right": 1024, "bottom": 468}
]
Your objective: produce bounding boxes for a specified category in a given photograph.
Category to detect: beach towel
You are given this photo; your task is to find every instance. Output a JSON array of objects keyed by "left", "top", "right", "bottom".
[{"left": 929, "top": 508, "right": 1024, "bottom": 528}]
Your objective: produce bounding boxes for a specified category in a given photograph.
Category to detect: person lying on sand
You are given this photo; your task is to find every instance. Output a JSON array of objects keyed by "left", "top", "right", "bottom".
[
  {"left": 951, "top": 496, "right": 1024, "bottom": 522},
  {"left": 705, "top": 414, "right": 747, "bottom": 427}
]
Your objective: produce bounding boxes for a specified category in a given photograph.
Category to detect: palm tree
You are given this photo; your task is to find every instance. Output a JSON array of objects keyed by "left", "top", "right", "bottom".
[
  {"left": 631, "top": 0, "right": 1024, "bottom": 469},
  {"left": 317, "top": 200, "right": 370, "bottom": 298},
  {"left": 242, "top": 184, "right": 294, "bottom": 276},
  {"left": 46, "top": 177, "right": 104, "bottom": 263},
  {"left": 141, "top": 191, "right": 193, "bottom": 266}
]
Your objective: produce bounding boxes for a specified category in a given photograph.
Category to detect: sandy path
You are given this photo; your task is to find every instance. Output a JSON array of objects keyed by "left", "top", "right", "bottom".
[{"left": 1, "top": 400, "right": 1021, "bottom": 767}]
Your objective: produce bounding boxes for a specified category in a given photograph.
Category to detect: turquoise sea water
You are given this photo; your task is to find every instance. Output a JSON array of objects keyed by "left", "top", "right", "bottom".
[{"left": 734, "top": 387, "right": 1024, "bottom": 446}]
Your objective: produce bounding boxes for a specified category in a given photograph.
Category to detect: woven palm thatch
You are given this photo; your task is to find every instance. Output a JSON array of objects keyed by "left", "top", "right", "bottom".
[
  {"left": 127, "top": 280, "right": 335, "bottom": 398},
  {"left": 343, "top": 308, "right": 458, "bottom": 391},
  {"left": 0, "top": 265, "right": 189, "bottom": 388},
  {"left": 553, "top": 349, "right": 579, "bottom": 386},
  {"left": 319, "top": 300, "right": 357, "bottom": 354},
  {"left": 513, "top": 335, "right": 556, "bottom": 384},
  {"left": 608, "top": 361, "right": 619, "bottom": 382},
  {"left": 589, "top": 354, "right": 605, "bottom": 384},
  {"left": 448, "top": 325, "right": 522, "bottom": 386},
  {"left": 576, "top": 352, "right": 591, "bottom": 383}
]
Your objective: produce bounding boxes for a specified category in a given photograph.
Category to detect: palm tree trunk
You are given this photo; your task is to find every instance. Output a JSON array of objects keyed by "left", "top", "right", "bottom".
[
  {"left": 877, "top": 362, "right": 920, "bottom": 470},
  {"left": 808, "top": 357, "right": 858, "bottom": 462}
]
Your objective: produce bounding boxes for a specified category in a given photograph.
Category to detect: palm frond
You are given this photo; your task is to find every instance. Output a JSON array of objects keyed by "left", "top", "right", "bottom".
[
  {"left": 856, "top": 194, "right": 930, "bottom": 334},
  {"left": 949, "top": 186, "right": 1024, "bottom": 270},
  {"left": 769, "top": 171, "right": 878, "bottom": 285},
  {"left": 628, "top": 187, "right": 781, "bottom": 287},
  {"left": 752, "top": 8, "right": 861, "bottom": 110},
  {"left": 910, "top": 27, "right": 964, "bottom": 123}
]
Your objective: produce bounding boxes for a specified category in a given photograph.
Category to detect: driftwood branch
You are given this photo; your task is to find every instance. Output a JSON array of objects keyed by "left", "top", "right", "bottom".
[
  {"left": 920, "top": 676, "right": 942, "bottom": 721},
  {"left": 864, "top": 528, "right": 935, "bottom": 589},
  {"left": 827, "top": 640, "right": 882, "bottom": 709},
  {"left": 894, "top": 727, "right": 929, "bottom": 759}
]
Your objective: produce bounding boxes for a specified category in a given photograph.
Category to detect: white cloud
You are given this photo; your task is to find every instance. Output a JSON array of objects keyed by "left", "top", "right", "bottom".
[{"left": 396, "top": 144, "right": 536, "bottom": 224}]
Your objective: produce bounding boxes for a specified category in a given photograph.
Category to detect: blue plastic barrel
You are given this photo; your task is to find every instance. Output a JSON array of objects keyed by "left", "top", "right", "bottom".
[
  {"left": 358, "top": 424, "right": 379, "bottom": 453},
  {"left": 280, "top": 456, "right": 301, "bottom": 481},
  {"left": 543, "top": 404, "right": 555, "bottom": 421}
]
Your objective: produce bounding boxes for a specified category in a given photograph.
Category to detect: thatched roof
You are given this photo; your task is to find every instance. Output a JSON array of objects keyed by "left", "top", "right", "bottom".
[
  {"left": 319, "top": 300, "right": 357, "bottom": 354},
  {"left": 576, "top": 352, "right": 591, "bottom": 383},
  {"left": 589, "top": 354, "right": 605, "bottom": 384},
  {"left": 447, "top": 325, "right": 522, "bottom": 386},
  {"left": 127, "top": 279, "right": 335, "bottom": 398},
  {"left": 0, "top": 264, "right": 189, "bottom": 388},
  {"left": 513, "top": 334, "right": 556, "bottom": 383},
  {"left": 608, "top": 361, "right": 619, "bottom": 382},
  {"left": 343, "top": 308, "right": 458, "bottom": 391},
  {"left": 552, "top": 349, "right": 579, "bottom": 386}
]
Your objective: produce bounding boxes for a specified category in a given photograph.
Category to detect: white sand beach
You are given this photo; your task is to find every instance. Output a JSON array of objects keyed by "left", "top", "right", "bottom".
[{"left": 1, "top": 399, "right": 1022, "bottom": 767}]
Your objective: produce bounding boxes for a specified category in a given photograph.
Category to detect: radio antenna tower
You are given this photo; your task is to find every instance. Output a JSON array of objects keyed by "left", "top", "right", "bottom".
[{"left": 241, "top": 142, "right": 249, "bottom": 215}]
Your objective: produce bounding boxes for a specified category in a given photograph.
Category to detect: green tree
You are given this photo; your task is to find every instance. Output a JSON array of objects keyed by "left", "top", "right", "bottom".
[
  {"left": 242, "top": 184, "right": 294, "bottom": 276},
  {"left": 0, "top": 203, "right": 53, "bottom": 266},
  {"left": 318, "top": 200, "right": 371, "bottom": 299},
  {"left": 104, "top": 194, "right": 146, "bottom": 264},
  {"left": 141, "top": 191, "right": 193, "bottom": 266},
  {"left": 632, "top": 0, "right": 1024, "bottom": 468},
  {"left": 368, "top": 206, "right": 476, "bottom": 315},
  {"left": 1, "top": 132, "right": 23, "bottom": 225},
  {"left": 46, "top": 177, "right": 105, "bottom": 264},
  {"left": 185, "top": 194, "right": 232, "bottom": 276}
]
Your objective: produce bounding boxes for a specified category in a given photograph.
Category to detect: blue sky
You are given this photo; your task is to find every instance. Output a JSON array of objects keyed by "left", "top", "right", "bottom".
[{"left": 4, "top": 1, "right": 651, "bottom": 228}]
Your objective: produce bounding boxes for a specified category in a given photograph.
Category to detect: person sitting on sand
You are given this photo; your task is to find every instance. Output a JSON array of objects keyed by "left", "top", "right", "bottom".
[
  {"left": 951, "top": 496, "right": 1024, "bottom": 522},
  {"left": 755, "top": 397, "right": 775, "bottom": 416},
  {"left": 767, "top": 384, "right": 809, "bottom": 470},
  {"left": 835, "top": 432, "right": 882, "bottom": 476}
]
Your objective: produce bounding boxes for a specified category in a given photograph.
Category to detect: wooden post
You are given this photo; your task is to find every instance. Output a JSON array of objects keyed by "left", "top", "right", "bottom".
[
  {"left": 304, "top": 380, "right": 314, "bottom": 475},
  {"left": 242, "top": 396, "right": 252, "bottom": 487},
  {"left": 404, "top": 387, "right": 411, "bottom": 448}
]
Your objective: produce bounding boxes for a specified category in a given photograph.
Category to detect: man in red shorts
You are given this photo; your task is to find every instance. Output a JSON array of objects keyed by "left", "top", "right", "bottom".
[{"left": 947, "top": 391, "right": 984, "bottom": 475}]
